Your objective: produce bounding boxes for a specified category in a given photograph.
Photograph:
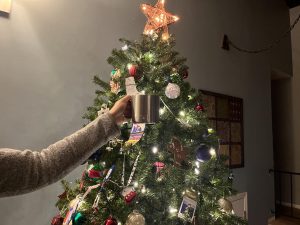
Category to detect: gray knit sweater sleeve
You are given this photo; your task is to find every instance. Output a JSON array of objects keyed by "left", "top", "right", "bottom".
[{"left": 0, "top": 113, "right": 120, "bottom": 198}]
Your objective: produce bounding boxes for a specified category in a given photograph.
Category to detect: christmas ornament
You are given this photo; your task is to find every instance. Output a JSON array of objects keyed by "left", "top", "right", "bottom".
[
  {"left": 218, "top": 198, "right": 234, "bottom": 214},
  {"left": 72, "top": 212, "right": 86, "bottom": 225},
  {"left": 110, "top": 80, "right": 120, "bottom": 94},
  {"left": 178, "top": 189, "right": 197, "bottom": 221},
  {"left": 196, "top": 144, "right": 211, "bottom": 162},
  {"left": 51, "top": 215, "right": 64, "bottom": 225},
  {"left": 153, "top": 162, "right": 165, "bottom": 174},
  {"left": 85, "top": 163, "right": 107, "bottom": 183},
  {"left": 122, "top": 186, "right": 137, "bottom": 204},
  {"left": 125, "top": 210, "right": 146, "bottom": 225},
  {"left": 165, "top": 83, "right": 180, "bottom": 99},
  {"left": 63, "top": 196, "right": 83, "bottom": 225},
  {"left": 168, "top": 137, "right": 186, "bottom": 166},
  {"left": 194, "top": 104, "right": 204, "bottom": 112},
  {"left": 111, "top": 69, "right": 121, "bottom": 78},
  {"left": 181, "top": 69, "right": 189, "bottom": 79},
  {"left": 104, "top": 216, "right": 118, "bottom": 225},
  {"left": 125, "top": 124, "right": 145, "bottom": 146},
  {"left": 128, "top": 64, "right": 138, "bottom": 77},
  {"left": 125, "top": 77, "right": 139, "bottom": 95},
  {"left": 93, "top": 165, "right": 116, "bottom": 209},
  {"left": 140, "top": 0, "right": 179, "bottom": 40}
]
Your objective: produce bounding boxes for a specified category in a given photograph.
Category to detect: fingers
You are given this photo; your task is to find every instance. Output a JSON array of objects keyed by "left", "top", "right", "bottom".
[{"left": 120, "top": 95, "right": 131, "bottom": 104}]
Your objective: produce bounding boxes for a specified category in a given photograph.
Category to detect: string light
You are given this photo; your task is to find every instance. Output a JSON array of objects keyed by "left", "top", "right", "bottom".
[
  {"left": 179, "top": 111, "right": 185, "bottom": 117},
  {"left": 169, "top": 206, "right": 177, "bottom": 214},
  {"left": 159, "top": 108, "right": 165, "bottom": 115},
  {"left": 209, "top": 148, "right": 216, "bottom": 156},
  {"left": 208, "top": 128, "right": 214, "bottom": 134},
  {"left": 121, "top": 44, "right": 128, "bottom": 51},
  {"left": 194, "top": 168, "right": 200, "bottom": 175},
  {"left": 152, "top": 146, "right": 158, "bottom": 154},
  {"left": 195, "top": 161, "right": 200, "bottom": 168},
  {"left": 127, "top": 63, "right": 133, "bottom": 70},
  {"left": 134, "top": 182, "right": 139, "bottom": 188},
  {"left": 141, "top": 186, "right": 147, "bottom": 194}
]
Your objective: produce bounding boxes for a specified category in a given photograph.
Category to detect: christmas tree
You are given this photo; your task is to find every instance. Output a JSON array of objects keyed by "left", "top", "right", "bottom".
[{"left": 51, "top": 1, "right": 247, "bottom": 225}]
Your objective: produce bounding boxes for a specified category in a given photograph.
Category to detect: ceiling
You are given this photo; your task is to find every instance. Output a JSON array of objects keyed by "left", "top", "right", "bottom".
[{"left": 286, "top": 0, "right": 300, "bottom": 8}]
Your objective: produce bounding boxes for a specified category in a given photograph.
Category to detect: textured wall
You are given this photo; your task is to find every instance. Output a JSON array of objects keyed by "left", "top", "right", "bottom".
[{"left": 0, "top": 0, "right": 292, "bottom": 225}]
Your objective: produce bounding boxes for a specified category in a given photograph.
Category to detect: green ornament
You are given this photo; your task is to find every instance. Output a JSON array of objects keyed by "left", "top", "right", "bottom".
[
  {"left": 72, "top": 212, "right": 86, "bottom": 225},
  {"left": 111, "top": 69, "right": 117, "bottom": 76}
]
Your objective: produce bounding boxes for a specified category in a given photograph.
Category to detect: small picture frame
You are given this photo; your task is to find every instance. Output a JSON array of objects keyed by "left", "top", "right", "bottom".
[{"left": 178, "top": 196, "right": 197, "bottom": 221}]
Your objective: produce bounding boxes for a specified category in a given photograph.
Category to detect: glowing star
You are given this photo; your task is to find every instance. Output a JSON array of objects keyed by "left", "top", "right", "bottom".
[{"left": 140, "top": 0, "right": 179, "bottom": 40}]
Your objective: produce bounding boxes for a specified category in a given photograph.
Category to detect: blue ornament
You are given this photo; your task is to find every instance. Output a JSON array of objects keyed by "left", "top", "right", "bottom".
[{"left": 196, "top": 144, "right": 211, "bottom": 162}]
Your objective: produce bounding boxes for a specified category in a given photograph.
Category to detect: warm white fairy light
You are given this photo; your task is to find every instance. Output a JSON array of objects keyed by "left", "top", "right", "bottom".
[
  {"left": 195, "top": 161, "right": 200, "bottom": 168},
  {"left": 194, "top": 168, "right": 200, "bottom": 175},
  {"left": 141, "top": 186, "right": 147, "bottom": 194},
  {"left": 127, "top": 63, "right": 133, "bottom": 69},
  {"left": 179, "top": 111, "right": 185, "bottom": 117},
  {"left": 209, "top": 148, "right": 216, "bottom": 156},
  {"left": 134, "top": 182, "right": 139, "bottom": 188},
  {"left": 169, "top": 206, "right": 177, "bottom": 214},
  {"left": 208, "top": 128, "right": 214, "bottom": 134},
  {"left": 118, "top": 222, "right": 122, "bottom": 225},
  {"left": 152, "top": 146, "right": 158, "bottom": 154},
  {"left": 182, "top": 191, "right": 186, "bottom": 195},
  {"left": 121, "top": 44, "right": 128, "bottom": 51},
  {"left": 159, "top": 108, "right": 165, "bottom": 115},
  {"left": 172, "top": 188, "right": 175, "bottom": 192},
  {"left": 141, "top": 90, "right": 146, "bottom": 94}
]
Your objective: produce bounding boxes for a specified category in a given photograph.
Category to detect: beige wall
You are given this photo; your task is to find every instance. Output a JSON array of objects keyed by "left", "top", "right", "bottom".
[
  {"left": 0, "top": 0, "right": 292, "bottom": 225},
  {"left": 272, "top": 5, "right": 300, "bottom": 205}
]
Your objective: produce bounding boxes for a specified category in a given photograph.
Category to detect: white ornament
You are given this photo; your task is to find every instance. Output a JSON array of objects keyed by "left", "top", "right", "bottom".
[{"left": 165, "top": 83, "right": 180, "bottom": 99}]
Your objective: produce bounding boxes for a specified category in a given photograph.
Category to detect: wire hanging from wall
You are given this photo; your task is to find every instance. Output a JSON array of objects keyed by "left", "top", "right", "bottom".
[{"left": 221, "top": 11, "right": 300, "bottom": 54}]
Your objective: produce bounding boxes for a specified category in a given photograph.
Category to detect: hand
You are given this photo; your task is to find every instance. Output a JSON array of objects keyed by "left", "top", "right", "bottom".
[{"left": 109, "top": 95, "right": 132, "bottom": 125}]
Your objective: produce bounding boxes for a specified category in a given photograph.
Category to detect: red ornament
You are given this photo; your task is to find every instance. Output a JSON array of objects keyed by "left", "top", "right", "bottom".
[
  {"left": 122, "top": 186, "right": 137, "bottom": 204},
  {"left": 51, "top": 215, "right": 64, "bottom": 225},
  {"left": 195, "top": 104, "right": 204, "bottom": 112},
  {"left": 153, "top": 162, "right": 165, "bottom": 174},
  {"left": 128, "top": 64, "right": 138, "bottom": 77},
  {"left": 104, "top": 216, "right": 118, "bottom": 225},
  {"left": 182, "top": 69, "right": 189, "bottom": 79}
]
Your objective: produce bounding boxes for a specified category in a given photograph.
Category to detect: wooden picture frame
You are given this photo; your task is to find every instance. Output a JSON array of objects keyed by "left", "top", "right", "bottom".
[{"left": 200, "top": 90, "right": 244, "bottom": 168}]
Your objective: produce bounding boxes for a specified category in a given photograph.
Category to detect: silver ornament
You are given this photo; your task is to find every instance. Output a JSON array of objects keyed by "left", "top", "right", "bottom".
[
  {"left": 165, "top": 83, "right": 180, "bottom": 99},
  {"left": 125, "top": 210, "right": 146, "bottom": 225},
  {"left": 218, "top": 198, "right": 234, "bottom": 214}
]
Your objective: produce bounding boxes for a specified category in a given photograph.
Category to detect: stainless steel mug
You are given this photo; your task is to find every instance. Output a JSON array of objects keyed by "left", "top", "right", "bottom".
[{"left": 131, "top": 95, "right": 160, "bottom": 124}]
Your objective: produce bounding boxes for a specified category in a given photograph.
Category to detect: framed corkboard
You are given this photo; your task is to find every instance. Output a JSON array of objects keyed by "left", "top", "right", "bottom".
[{"left": 201, "top": 90, "right": 244, "bottom": 168}]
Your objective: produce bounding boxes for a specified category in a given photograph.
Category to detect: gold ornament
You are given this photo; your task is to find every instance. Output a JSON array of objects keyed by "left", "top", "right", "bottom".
[
  {"left": 110, "top": 80, "right": 120, "bottom": 94},
  {"left": 140, "top": 0, "right": 179, "bottom": 40},
  {"left": 218, "top": 198, "right": 234, "bottom": 214},
  {"left": 125, "top": 210, "right": 146, "bottom": 225}
]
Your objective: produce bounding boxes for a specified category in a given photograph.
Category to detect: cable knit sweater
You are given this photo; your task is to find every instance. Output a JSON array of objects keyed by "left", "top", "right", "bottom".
[{"left": 0, "top": 113, "right": 120, "bottom": 198}]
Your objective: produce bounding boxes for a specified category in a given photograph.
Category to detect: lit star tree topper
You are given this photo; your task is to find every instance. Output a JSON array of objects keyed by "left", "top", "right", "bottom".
[{"left": 140, "top": 0, "right": 179, "bottom": 40}]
